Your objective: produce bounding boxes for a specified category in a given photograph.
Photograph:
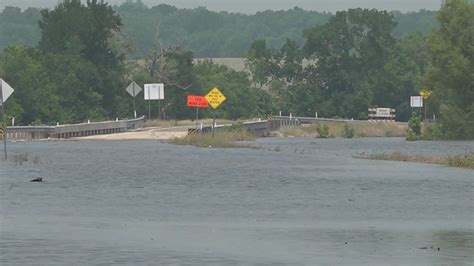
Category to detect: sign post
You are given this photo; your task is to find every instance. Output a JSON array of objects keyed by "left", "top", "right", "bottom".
[
  {"left": 187, "top": 95, "right": 209, "bottom": 130},
  {"left": 144, "top": 83, "right": 164, "bottom": 119},
  {"left": 410, "top": 96, "right": 423, "bottom": 119},
  {"left": 125, "top": 81, "right": 142, "bottom": 118},
  {"left": 1, "top": 79, "right": 15, "bottom": 160},
  {"left": 410, "top": 96, "right": 423, "bottom": 108},
  {"left": 205, "top": 87, "right": 226, "bottom": 138},
  {"left": 419, "top": 88, "right": 432, "bottom": 120}
]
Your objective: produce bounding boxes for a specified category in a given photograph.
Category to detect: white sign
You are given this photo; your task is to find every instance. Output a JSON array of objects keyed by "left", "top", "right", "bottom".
[
  {"left": 125, "top": 81, "right": 142, "bottom": 97},
  {"left": 144, "top": 83, "right": 164, "bottom": 100},
  {"left": 375, "top": 108, "right": 392, "bottom": 117},
  {"left": 1, "top": 79, "right": 14, "bottom": 103},
  {"left": 410, "top": 96, "right": 423, "bottom": 107}
]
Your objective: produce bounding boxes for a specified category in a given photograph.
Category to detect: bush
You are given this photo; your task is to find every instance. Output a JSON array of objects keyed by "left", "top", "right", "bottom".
[
  {"left": 424, "top": 122, "right": 443, "bottom": 139},
  {"left": 447, "top": 152, "right": 474, "bottom": 168},
  {"left": 407, "top": 112, "right": 422, "bottom": 140},
  {"left": 408, "top": 112, "right": 422, "bottom": 135},
  {"left": 342, "top": 125, "right": 356, "bottom": 138},
  {"left": 316, "top": 123, "right": 330, "bottom": 138}
]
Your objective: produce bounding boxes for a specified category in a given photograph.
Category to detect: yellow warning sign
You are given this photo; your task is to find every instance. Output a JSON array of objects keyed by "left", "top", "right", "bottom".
[
  {"left": 205, "top": 87, "right": 226, "bottom": 109},
  {"left": 0, "top": 127, "right": 4, "bottom": 136},
  {"left": 420, "top": 88, "right": 432, "bottom": 99}
]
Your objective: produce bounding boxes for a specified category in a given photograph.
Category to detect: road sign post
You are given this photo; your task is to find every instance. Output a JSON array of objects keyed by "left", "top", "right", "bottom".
[
  {"left": 0, "top": 80, "right": 5, "bottom": 160},
  {"left": 410, "top": 96, "right": 423, "bottom": 118},
  {"left": 1, "top": 79, "right": 14, "bottom": 160},
  {"left": 212, "top": 110, "right": 217, "bottom": 138},
  {"left": 187, "top": 95, "right": 209, "bottom": 130},
  {"left": 125, "top": 81, "right": 142, "bottom": 118},
  {"left": 144, "top": 83, "right": 164, "bottom": 119},
  {"left": 205, "top": 87, "right": 226, "bottom": 138},
  {"left": 420, "top": 88, "right": 432, "bottom": 120}
]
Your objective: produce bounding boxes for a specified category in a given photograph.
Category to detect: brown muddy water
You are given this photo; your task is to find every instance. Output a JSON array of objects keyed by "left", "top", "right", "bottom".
[{"left": 1, "top": 137, "right": 473, "bottom": 265}]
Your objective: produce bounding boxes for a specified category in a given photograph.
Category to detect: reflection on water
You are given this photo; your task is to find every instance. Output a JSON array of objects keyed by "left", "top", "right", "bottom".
[{"left": 1, "top": 138, "right": 473, "bottom": 265}]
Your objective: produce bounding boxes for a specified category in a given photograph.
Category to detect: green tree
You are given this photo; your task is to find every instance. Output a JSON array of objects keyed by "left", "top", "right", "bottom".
[
  {"left": 375, "top": 33, "right": 428, "bottom": 121},
  {"left": 0, "top": 46, "right": 60, "bottom": 124},
  {"left": 245, "top": 40, "right": 278, "bottom": 88},
  {"left": 38, "top": 0, "right": 127, "bottom": 119},
  {"left": 424, "top": 0, "right": 474, "bottom": 139},
  {"left": 0, "top": 7, "right": 41, "bottom": 53},
  {"left": 303, "top": 8, "right": 397, "bottom": 119},
  {"left": 194, "top": 60, "right": 259, "bottom": 119}
]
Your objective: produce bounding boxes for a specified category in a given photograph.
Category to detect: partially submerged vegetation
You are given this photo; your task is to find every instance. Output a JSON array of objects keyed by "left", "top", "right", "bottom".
[
  {"left": 281, "top": 121, "right": 407, "bottom": 138},
  {"left": 144, "top": 118, "right": 253, "bottom": 128},
  {"left": 406, "top": 113, "right": 444, "bottom": 141},
  {"left": 170, "top": 129, "right": 256, "bottom": 148},
  {"left": 12, "top": 153, "right": 42, "bottom": 166},
  {"left": 356, "top": 151, "right": 474, "bottom": 169}
]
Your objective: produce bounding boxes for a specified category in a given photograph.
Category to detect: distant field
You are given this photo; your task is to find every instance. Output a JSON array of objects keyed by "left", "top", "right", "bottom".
[
  {"left": 131, "top": 58, "right": 247, "bottom": 72},
  {"left": 194, "top": 58, "right": 246, "bottom": 72}
]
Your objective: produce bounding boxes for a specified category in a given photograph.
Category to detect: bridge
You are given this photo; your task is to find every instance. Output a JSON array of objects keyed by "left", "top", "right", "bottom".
[
  {"left": 2, "top": 117, "right": 145, "bottom": 140},
  {"left": 2, "top": 116, "right": 303, "bottom": 140},
  {"left": 199, "top": 118, "right": 301, "bottom": 137}
]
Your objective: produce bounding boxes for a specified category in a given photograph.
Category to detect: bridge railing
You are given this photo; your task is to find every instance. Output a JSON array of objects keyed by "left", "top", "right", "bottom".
[
  {"left": 194, "top": 118, "right": 301, "bottom": 137},
  {"left": 2, "top": 116, "right": 145, "bottom": 140}
]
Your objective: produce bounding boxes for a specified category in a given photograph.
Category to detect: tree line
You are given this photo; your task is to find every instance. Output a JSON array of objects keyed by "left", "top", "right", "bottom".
[
  {"left": 0, "top": 0, "right": 472, "bottom": 139},
  {"left": 245, "top": 0, "right": 473, "bottom": 139},
  {"left": 1, "top": 1, "right": 437, "bottom": 58}
]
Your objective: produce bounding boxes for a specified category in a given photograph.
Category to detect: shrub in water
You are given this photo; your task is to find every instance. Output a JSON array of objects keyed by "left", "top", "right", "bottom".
[
  {"left": 316, "top": 123, "right": 330, "bottom": 138},
  {"left": 408, "top": 112, "right": 422, "bottom": 135},
  {"left": 343, "top": 125, "right": 356, "bottom": 138},
  {"left": 407, "top": 112, "right": 422, "bottom": 140}
]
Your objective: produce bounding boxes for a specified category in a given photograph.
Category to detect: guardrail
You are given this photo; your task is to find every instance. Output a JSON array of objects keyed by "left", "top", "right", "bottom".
[
  {"left": 273, "top": 115, "right": 356, "bottom": 123},
  {"left": 197, "top": 118, "right": 301, "bottom": 137},
  {"left": 2, "top": 116, "right": 145, "bottom": 140},
  {"left": 4, "top": 126, "right": 54, "bottom": 140}
]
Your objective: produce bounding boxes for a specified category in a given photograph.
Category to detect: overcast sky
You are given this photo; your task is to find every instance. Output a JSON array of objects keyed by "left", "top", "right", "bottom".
[{"left": 1, "top": 0, "right": 442, "bottom": 13}]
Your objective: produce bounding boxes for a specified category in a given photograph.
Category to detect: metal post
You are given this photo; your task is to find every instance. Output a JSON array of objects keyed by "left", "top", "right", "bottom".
[
  {"left": 195, "top": 107, "right": 199, "bottom": 130},
  {"left": 212, "top": 111, "right": 215, "bottom": 139},
  {"left": 424, "top": 101, "right": 427, "bottom": 121},
  {"left": 0, "top": 81, "right": 7, "bottom": 160},
  {"left": 147, "top": 86, "right": 151, "bottom": 119},
  {"left": 158, "top": 99, "right": 161, "bottom": 120},
  {"left": 132, "top": 83, "right": 137, "bottom": 118}
]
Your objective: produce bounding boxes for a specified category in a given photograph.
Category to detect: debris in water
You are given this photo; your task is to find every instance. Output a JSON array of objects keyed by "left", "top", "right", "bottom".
[{"left": 30, "top": 177, "right": 43, "bottom": 182}]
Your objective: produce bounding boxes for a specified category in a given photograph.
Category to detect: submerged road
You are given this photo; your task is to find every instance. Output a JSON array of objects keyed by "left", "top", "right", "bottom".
[{"left": 1, "top": 137, "right": 473, "bottom": 265}]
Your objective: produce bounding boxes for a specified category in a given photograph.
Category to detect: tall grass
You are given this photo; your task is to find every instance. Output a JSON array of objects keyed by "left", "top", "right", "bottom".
[
  {"left": 446, "top": 152, "right": 474, "bottom": 168},
  {"left": 282, "top": 121, "right": 406, "bottom": 138},
  {"left": 144, "top": 118, "right": 256, "bottom": 128},
  {"left": 170, "top": 130, "right": 256, "bottom": 148},
  {"left": 12, "top": 153, "right": 42, "bottom": 166},
  {"left": 355, "top": 151, "right": 474, "bottom": 169}
]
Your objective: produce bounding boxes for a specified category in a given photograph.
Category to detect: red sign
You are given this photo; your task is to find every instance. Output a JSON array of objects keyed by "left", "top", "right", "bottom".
[{"left": 187, "top": 95, "right": 209, "bottom": 108}]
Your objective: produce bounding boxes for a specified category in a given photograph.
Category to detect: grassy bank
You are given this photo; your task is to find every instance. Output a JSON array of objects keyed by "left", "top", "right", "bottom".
[
  {"left": 281, "top": 120, "right": 407, "bottom": 138},
  {"left": 144, "top": 118, "right": 254, "bottom": 128},
  {"left": 170, "top": 130, "right": 256, "bottom": 148},
  {"left": 355, "top": 151, "right": 474, "bottom": 169}
]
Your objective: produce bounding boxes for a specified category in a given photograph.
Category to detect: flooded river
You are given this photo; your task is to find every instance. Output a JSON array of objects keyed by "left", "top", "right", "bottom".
[{"left": 1, "top": 137, "right": 473, "bottom": 265}]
